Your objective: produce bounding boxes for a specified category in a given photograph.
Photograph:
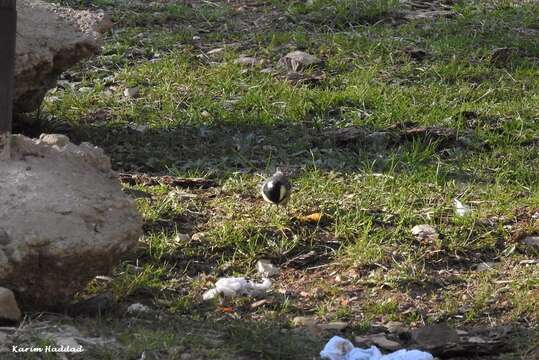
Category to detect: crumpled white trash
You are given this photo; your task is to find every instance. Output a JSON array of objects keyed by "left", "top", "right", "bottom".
[
  {"left": 127, "top": 303, "right": 150, "bottom": 314},
  {"left": 454, "top": 199, "right": 473, "bottom": 217},
  {"left": 202, "top": 277, "right": 271, "bottom": 300},
  {"left": 320, "top": 336, "right": 433, "bottom": 360}
]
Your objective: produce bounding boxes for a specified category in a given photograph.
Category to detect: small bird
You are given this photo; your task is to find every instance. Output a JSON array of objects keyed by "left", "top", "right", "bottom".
[{"left": 261, "top": 169, "right": 291, "bottom": 206}]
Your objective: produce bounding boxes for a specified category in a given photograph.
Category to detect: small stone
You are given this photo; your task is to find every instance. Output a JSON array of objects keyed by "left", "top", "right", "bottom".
[
  {"left": 411, "top": 224, "right": 439, "bottom": 243},
  {"left": 369, "top": 334, "right": 402, "bottom": 351},
  {"left": 192, "top": 36, "right": 200, "bottom": 41},
  {"left": 402, "top": 10, "right": 455, "bottom": 21},
  {"left": 354, "top": 336, "right": 370, "bottom": 347},
  {"left": 123, "top": 87, "right": 139, "bottom": 98},
  {"left": 292, "top": 316, "right": 317, "bottom": 327},
  {"left": 191, "top": 232, "right": 208, "bottom": 242},
  {"left": 174, "top": 233, "right": 190, "bottom": 242},
  {"left": 256, "top": 259, "right": 279, "bottom": 277},
  {"left": 260, "top": 67, "right": 275, "bottom": 74},
  {"left": 201, "top": 110, "right": 211, "bottom": 118},
  {"left": 522, "top": 236, "right": 539, "bottom": 249},
  {"left": 385, "top": 321, "right": 409, "bottom": 336},
  {"left": 235, "top": 56, "right": 261, "bottom": 66},
  {"left": 279, "top": 51, "right": 321, "bottom": 72},
  {"left": 207, "top": 48, "right": 224, "bottom": 55},
  {"left": 127, "top": 303, "right": 150, "bottom": 314},
  {"left": 475, "top": 262, "right": 497, "bottom": 272},
  {"left": 0, "top": 288, "right": 21, "bottom": 323},
  {"left": 262, "top": 145, "right": 277, "bottom": 152},
  {"left": 412, "top": 323, "right": 459, "bottom": 349},
  {"left": 127, "top": 123, "right": 149, "bottom": 133},
  {"left": 39, "top": 133, "right": 70, "bottom": 147},
  {"left": 318, "top": 321, "right": 348, "bottom": 331},
  {"left": 468, "top": 336, "right": 489, "bottom": 344}
]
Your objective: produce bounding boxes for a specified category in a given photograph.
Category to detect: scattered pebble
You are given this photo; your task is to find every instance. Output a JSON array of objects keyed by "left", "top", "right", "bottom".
[
  {"left": 174, "top": 233, "right": 190, "bottom": 242},
  {"left": 318, "top": 321, "right": 348, "bottom": 331},
  {"left": 292, "top": 316, "right": 318, "bottom": 327},
  {"left": 475, "top": 262, "right": 497, "bottom": 272},
  {"left": 522, "top": 235, "right": 539, "bottom": 249},
  {"left": 279, "top": 50, "right": 321, "bottom": 72},
  {"left": 123, "top": 87, "right": 139, "bottom": 98},
  {"left": 207, "top": 48, "right": 224, "bottom": 56},
  {"left": 235, "top": 56, "right": 262, "bottom": 66},
  {"left": 126, "top": 122, "right": 148, "bottom": 133},
  {"left": 412, "top": 323, "right": 459, "bottom": 349},
  {"left": 127, "top": 303, "right": 150, "bottom": 314},
  {"left": 369, "top": 333, "right": 402, "bottom": 351},
  {"left": 191, "top": 232, "right": 208, "bottom": 242},
  {"left": 411, "top": 224, "right": 439, "bottom": 243},
  {"left": 256, "top": 259, "right": 279, "bottom": 277},
  {"left": 384, "top": 321, "right": 410, "bottom": 337},
  {"left": 260, "top": 67, "right": 275, "bottom": 74}
]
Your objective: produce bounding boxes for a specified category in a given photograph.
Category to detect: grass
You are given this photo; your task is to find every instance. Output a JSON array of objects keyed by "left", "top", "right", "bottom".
[{"left": 16, "top": 0, "right": 539, "bottom": 358}]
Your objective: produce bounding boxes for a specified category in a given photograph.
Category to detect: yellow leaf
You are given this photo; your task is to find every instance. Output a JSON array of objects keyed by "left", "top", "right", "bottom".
[{"left": 299, "top": 212, "right": 323, "bottom": 223}]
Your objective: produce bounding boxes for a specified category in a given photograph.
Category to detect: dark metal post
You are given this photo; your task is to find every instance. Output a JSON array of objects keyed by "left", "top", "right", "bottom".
[{"left": 0, "top": 0, "right": 17, "bottom": 160}]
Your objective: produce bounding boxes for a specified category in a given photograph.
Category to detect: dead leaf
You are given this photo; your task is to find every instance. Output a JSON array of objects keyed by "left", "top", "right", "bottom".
[{"left": 298, "top": 212, "right": 323, "bottom": 224}]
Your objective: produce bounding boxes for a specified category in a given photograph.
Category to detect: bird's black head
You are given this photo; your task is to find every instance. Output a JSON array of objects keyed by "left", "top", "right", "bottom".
[{"left": 262, "top": 180, "right": 282, "bottom": 204}]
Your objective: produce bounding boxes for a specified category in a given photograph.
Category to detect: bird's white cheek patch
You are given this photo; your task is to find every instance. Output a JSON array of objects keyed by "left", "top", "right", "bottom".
[{"left": 279, "top": 185, "right": 288, "bottom": 201}]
